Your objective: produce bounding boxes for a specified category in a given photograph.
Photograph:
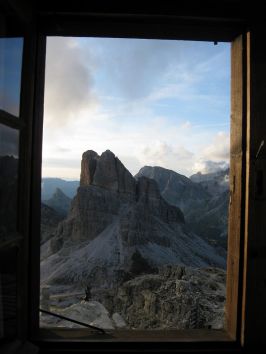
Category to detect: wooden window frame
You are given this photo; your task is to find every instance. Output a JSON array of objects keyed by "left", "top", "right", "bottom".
[{"left": 6, "top": 10, "right": 265, "bottom": 353}]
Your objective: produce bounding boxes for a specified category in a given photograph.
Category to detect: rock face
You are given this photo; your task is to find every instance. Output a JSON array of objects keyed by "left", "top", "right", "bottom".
[
  {"left": 190, "top": 168, "right": 229, "bottom": 196},
  {"left": 97, "top": 265, "right": 226, "bottom": 330},
  {"left": 136, "top": 166, "right": 229, "bottom": 252},
  {"left": 56, "top": 151, "right": 184, "bottom": 245},
  {"left": 40, "top": 300, "right": 127, "bottom": 330},
  {"left": 136, "top": 166, "right": 209, "bottom": 216},
  {"left": 41, "top": 203, "right": 64, "bottom": 245},
  {"left": 40, "top": 203, "right": 65, "bottom": 261},
  {"left": 41, "top": 150, "right": 226, "bottom": 289},
  {"left": 80, "top": 150, "right": 136, "bottom": 197},
  {"left": 189, "top": 169, "right": 229, "bottom": 251}
]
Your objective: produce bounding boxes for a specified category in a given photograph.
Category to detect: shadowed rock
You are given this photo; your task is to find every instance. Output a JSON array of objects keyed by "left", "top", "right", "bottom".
[
  {"left": 80, "top": 150, "right": 136, "bottom": 197},
  {"left": 41, "top": 149, "right": 226, "bottom": 289}
]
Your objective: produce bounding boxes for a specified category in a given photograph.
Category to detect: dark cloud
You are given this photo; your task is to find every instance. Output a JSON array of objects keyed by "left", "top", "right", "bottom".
[
  {"left": 44, "top": 37, "right": 97, "bottom": 126},
  {"left": 0, "top": 124, "right": 19, "bottom": 157}
]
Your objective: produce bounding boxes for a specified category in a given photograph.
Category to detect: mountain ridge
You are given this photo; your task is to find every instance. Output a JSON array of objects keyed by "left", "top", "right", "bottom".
[{"left": 41, "top": 150, "right": 226, "bottom": 290}]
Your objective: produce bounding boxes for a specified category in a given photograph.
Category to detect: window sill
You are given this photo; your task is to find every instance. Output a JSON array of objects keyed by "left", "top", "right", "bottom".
[
  {"left": 34, "top": 328, "right": 242, "bottom": 354},
  {"left": 38, "top": 328, "right": 234, "bottom": 342}
]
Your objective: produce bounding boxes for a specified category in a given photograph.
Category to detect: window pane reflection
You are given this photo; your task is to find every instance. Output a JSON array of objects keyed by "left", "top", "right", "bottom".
[
  {"left": 0, "top": 124, "right": 19, "bottom": 244},
  {"left": 0, "top": 38, "right": 23, "bottom": 117},
  {"left": 0, "top": 247, "right": 17, "bottom": 340}
]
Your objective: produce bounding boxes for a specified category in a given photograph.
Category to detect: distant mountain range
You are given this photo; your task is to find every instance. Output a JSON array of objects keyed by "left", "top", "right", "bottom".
[
  {"left": 43, "top": 188, "right": 72, "bottom": 217},
  {"left": 136, "top": 166, "right": 210, "bottom": 216},
  {"left": 41, "top": 178, "right": 79, "bottom": 200},
  {"left": 190, "top": 169, "right": 229, "bottom": 196},
  {"left": 41, "top": 150, "right": 227, "bottom": 291},
  {"left": 137, "top": 166, "right": 229, "bottom": 252}
]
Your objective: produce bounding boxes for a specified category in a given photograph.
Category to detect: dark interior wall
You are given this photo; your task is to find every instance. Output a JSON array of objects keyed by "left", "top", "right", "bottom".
[{"left": 1, "top": 1, "right": 266, "bottom": 353}]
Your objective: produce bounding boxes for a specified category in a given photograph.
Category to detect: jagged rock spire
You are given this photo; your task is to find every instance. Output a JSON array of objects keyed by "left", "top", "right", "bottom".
[{"left": 80, "top": 149, "right": 136, "bottom": 196}]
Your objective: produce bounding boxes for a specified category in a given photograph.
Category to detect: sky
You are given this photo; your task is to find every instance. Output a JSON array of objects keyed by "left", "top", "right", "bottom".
[{"left": 42, "top": 37, "right": 230, "bottom": 179}]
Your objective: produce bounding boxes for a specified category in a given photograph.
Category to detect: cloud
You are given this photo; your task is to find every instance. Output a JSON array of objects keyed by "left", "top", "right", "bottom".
[
  {"left": 191, "top": 131, "right": 230, "bottom": 174},
  {"left": 91, "top": 38, "right": 191, "bottom": 100},
  {"left": 193, "top": 160, "right": 229, "bottom": 174},
  {"left": 44, "top": 37, "right": 98, "bottom": 127},
  {"left": 42, "top": 38, "right": 230, "bottom": 179},
  {"left": 140, "top": 141, "right": 194, "bottom": 176},
  {"left": 118, "top": 155, "right": 142, "bottom": 176},
  {"left": 180, "top": 120, "right": 192, "bottom": 129},
  {"left": 201, "top": 131, "right": 229, "bottom": 161}
]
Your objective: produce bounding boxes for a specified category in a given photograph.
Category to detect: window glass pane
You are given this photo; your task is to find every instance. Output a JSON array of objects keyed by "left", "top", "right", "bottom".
[
  {"left": 0, "top": 124, "right": 19, "bottom": 245},
  {"left": 0, "top": 38, "right": 23, "bottom": 117},
  {"left": 0, "top": 247, "right": 18, "bottom": 340}
]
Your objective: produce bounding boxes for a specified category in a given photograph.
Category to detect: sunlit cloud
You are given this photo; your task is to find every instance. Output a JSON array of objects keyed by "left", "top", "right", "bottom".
[
  {"left": 139, "top": 141, "right": 194, "bottom": 176},
  {"left": 193, "top": 160, "right": 229, "bottom": 174},
  {"left": 201, "top": 131, "right": 230, "bottom": 161},
  {"left": 192, "top": 131, "right": 230, "bottom": 174},
  {"left": 42, "top": 37, "right": 230, "bottom": 179}
]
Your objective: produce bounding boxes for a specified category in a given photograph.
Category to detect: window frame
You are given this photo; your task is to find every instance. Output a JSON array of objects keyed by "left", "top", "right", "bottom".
[{"left": 14, "top": 11, "right": 255, "bottom": 352}]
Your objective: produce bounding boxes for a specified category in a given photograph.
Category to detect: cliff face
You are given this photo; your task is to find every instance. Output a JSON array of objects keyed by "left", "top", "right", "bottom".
[
  {"left": 136, "top": 165, "right": 229, "bottom": 252},
  {"left": 57, "top": 150, "right": 184, "bottom": 245},
  {"left": 80, "top": 150, "right": 136, "bottom": 197},
  {"left": 41, "top": 150, "right": 226, "bottom": 289},
  {"left": 97, "top": 265, "right": 226, "bottom": 330}
]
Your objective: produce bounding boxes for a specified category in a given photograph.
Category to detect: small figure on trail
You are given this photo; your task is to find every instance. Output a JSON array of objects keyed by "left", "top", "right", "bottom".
[{"left": 84, "top": 285, "right": 91, "bottom": 301}]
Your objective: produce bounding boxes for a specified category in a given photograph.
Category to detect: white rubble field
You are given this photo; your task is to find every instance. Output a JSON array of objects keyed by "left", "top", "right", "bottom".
[{"left": 40, "top": 300, "right": 127, "bottom": 330}]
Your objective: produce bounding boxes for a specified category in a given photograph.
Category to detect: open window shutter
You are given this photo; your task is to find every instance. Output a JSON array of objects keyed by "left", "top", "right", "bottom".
[
  {"left": 241, "top": 25, "right": 266, "bottom": 346},
  {"left": 225, "top": 34, "right": 246, "bottom": 341}
]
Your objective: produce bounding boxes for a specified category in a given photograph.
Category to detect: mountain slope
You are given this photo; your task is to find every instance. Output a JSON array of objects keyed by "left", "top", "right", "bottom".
[
  {"left": 135, "top": 166, "right": 210, "bottom": 217},
  {"left": 42, "top": 178, "right": 79, "bottom": 200},
  {"left": 190, "top": 168, "right": 229, "bottom": 196},
  {"left": 41, "top": 150, "right": 226, "bottom": 289},
  {"left": 135, "top": 165, "right": 229, "bottom": 251},
  {"left": 44, "top": 187, "right": 72, "bottom": 217}
]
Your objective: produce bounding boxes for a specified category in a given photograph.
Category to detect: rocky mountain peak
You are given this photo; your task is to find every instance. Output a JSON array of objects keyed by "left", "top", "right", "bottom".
[
  {"left": 135, "top": 165, "right": 210, "bottom": 214},
  {"left": 80, "top": 150, "right": 99, "bottom": 186},
  {"left": 80, "top": 149, "right": 136, "bottom": 196},
  {"left": 44, "top": 187, "right": 72, "bottom": 218},
  {"left": 54, "top": 187, "right": 67, "bottom": 198}
]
